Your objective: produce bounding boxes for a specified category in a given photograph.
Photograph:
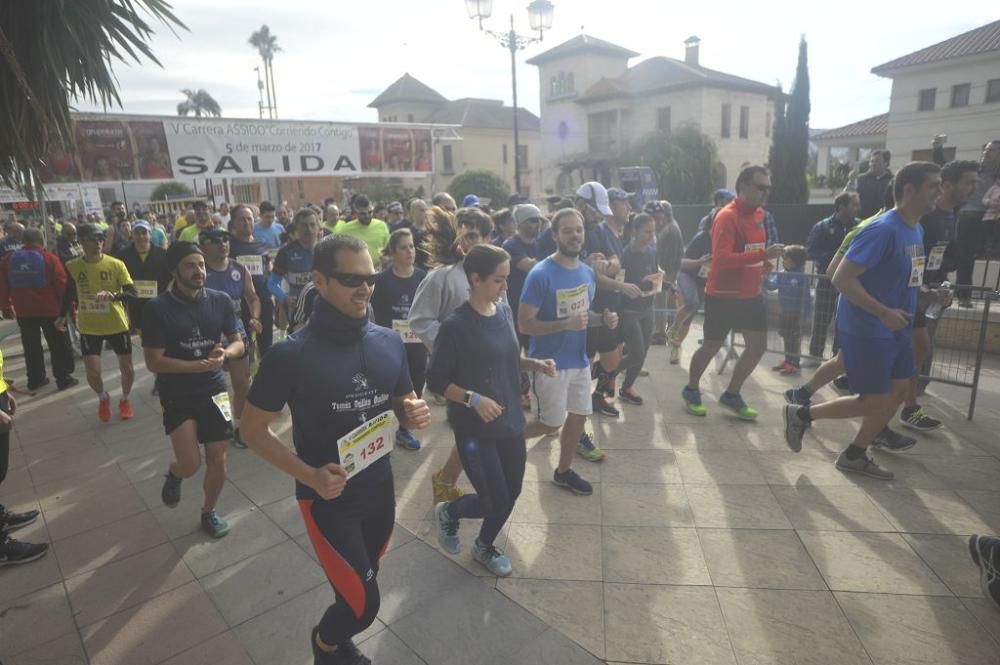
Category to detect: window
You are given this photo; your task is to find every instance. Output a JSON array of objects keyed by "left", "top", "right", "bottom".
[
  {"left": 739, "top": 106, "right": 750, "bottom": 139},
  {"left": 657, "top": 107, "right": 672, "bottom": 133},
  {"left": 951, "top": 83, "right": 971, "bottom": 108},
  {"left": 988, "top": 79, "right": 1000, "bottom": 103},
  {"left": 502, "top": 143, "right": 508, "bottom": 165},
  {"left": 407, "top": 114, "right": 415, "bottom": 122},
  {"left": 588, "top": 111, "right": 618, "bottom": 153},
  {"left": 918, "top": 88, "right": 936, "bottom": 111},
  {"left": 721, "top": 104, "right": 731, "bottom": 138},
  {"left": 550, "top": 76, "right": 557, "bottom": 97},
  {"left": 517, "top": 144, "right": 529, "bottom": 169},
  {"left": 765, "top": 111, "right": 771, "bottom": 138},
  {"left": 442, "top": 145, "right": 453, "bottom": 173},
  {"left": 567, "top": 73, "right": 575, "bottom": 93}
]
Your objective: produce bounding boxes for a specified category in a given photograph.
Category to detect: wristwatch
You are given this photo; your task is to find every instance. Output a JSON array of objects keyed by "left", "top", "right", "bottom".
[{"left": 464, "top": 390, "right": 474, "bottom": 408}]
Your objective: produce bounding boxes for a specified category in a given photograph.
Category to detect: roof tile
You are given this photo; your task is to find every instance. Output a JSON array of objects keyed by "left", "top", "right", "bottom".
[{"left": 872, "top": 20, "right": 1000, "bottom": 75}]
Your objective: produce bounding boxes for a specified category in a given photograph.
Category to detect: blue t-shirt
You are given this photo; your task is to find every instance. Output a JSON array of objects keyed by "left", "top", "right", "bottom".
[
  {"left": 253, "top": 222, "right": 285, "bottom": 250},
  {"left": 140, "top": 288, "right": 240, "bottom": 397},
  {"left": 837, "top": 210, "right": 923, "bottom": 339},
  {"left": 273, "top": 241, "right": 314, "bottom": 298},
  {"left": 205, "top": 260, "right": 250, "bottom": 336},
  {"left": 519, "top": 256, "right": 595, "bottom": 369},
  {"left": 503, "top": 234, "right": 537, "bottom": 322},
  {"left": 247, "top": 297, "right": 413, "bottom": 501}
]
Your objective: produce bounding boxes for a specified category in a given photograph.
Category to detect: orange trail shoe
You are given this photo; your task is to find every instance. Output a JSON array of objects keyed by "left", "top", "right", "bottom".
[
  {"left": 119, "top": 398, "right": 133, "bottom": 420},
  {"left": 98, "top": 395, "right": 112, "bottom": 423}
]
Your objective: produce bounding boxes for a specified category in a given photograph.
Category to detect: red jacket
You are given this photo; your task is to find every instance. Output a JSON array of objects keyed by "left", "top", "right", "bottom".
[
  {"left": 0, "top": 244, "right": 68, "bottom": 318},
  {"left": 705, "top": 199, "right": 770, "bottom": 299}
]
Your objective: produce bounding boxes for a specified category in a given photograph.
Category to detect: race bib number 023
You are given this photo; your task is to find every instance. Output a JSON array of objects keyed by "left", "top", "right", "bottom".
[
  {"left": 556, "top": 284, "right": 589, "bottom": 319},
  {"left": 338, "top": 411, "right": 397, "bottom": 480}
]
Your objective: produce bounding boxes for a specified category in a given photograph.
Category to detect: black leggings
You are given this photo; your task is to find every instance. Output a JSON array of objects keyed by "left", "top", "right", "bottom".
[
  {"left": 448, "top": 433, "right": 526, "bottom": 546},
  {"left": 405, "top": 344, "right": 427, "bottom": 398},
  {"left": 298, "top": 477, "right": 395, "bottom": 646},
  {"left": 0, "top": 391, "right": 10, "bottom": 488},
  {"left": 620, "top": 308, "right": 653, "bottom": 390}
]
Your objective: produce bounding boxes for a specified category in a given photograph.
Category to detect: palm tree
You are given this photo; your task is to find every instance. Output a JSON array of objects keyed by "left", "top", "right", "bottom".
[
  {"left": 248, "top": 25, "right": 280, "bottom": 118},
  {"left": 0, "top": 0, "right": 185, "bottom": 191},
  {"left": 177, "top": 88, "right": 222, "bottom": 117}
]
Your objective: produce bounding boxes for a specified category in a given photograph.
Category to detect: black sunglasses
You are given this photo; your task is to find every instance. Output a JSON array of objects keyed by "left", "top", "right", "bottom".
[{"left": 325, "top": 271, "right": 378, "bottom": 287}]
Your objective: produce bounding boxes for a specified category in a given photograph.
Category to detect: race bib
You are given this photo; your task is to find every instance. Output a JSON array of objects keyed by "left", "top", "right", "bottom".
[
  {"left": 927, "top": 245, "right": 947, "bottom": 272},
  {"left": 211, "top": 392, "right": 233, "bottom": 422},
  {"left": 698, "top": 264, "right": 710, "bottom": 279},
  {"left": 745, "top": 242, "right": 766, "bottom": 252},
  {"left": 392, "top": 319, "right": 420, "bottom": 344},
  {"left": 287, "top": 272, "right": 310, "bottom": 288},
  {"left": 134, "top": 280, "right": 157, "bottom": 299},
  {"left": 79, "top": 296, "right": 110, "bottom": 314},
  {"left": 237, "top": 254, "right": 264, "bottom": 276},
  {"left": 338, "top": 411, "right": 397, "bottom": 480},
  {"left": 909, "top": 256, "right": 926, "bottom": 287},
  {"left": 556, "top": 284, "right": 589, "bottom": 319}
]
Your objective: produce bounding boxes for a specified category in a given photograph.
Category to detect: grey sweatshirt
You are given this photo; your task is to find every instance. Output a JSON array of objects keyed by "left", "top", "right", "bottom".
[{"left": 408, "top": 261, "right": 471, "bottom": 350}]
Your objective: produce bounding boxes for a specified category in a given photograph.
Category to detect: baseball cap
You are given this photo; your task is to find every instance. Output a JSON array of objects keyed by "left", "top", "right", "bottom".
[
  {"left": 77, "top": 223, "right": 106, "bottom": 241},
  {"left": 507, "top": 193, "right": 527, "bottom": 206},
  {"left": 387, "top": 201, "right": 404, "bottom": 213},
  {"left": 575, "top": 182, "right": 613, "bottom": 216},
  {"left": 513, "top": 204, "right": 543, "bottom": 225},
  {"left": 462, "top": 194, "right": 481, "bottom": 208},
  {"left": 606, "top": 187, "right": 630, "bottom": 203},
  {"left": 714, "top": 189, "right": 736, "bottom": 203},
  {"left": 259, "top": 201, "right": 276, "bottom": 213},
  {"left": 198, "top": 226, "right": 230, "bottom": 243},
  {"left": 131, "top": 220, "right": 152, "bottom": 232}
]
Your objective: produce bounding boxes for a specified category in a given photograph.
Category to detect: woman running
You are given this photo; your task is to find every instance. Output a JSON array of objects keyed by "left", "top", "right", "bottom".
[{"left": 618, "top": 213, "right": 661, "bottom": 404}]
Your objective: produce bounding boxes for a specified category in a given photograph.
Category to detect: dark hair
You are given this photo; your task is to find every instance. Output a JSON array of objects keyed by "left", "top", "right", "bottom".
[
  {"left": 463, "top": 244, "right": 510, "bottom": 283},
  {"left": 893, "top": 162, "right": 940, "bottom": 202},
  {"left": 193, "top": 200, "right": 208, "bottom": 210},
  {"left": 422, "top": 206, "right": 463, "bottom": 267},
  {"left": 111, "top": 200, "right": 124, "bottom": 207},
  {"left": 630, "top": 212, "right": 655, "bottom": 231},
  {"left": 23, "top": 229, "right": 43, "bottom": 245},
  {"left": 165, "top": 241, "right": 203, "bottom": 269},
  {"left": 431, "top": 192, "right": 454, "bottom": 207},
  {"left": 735, "top": 164, "right": 769, "bottom": 191},
  {"left": 323, "top": 197, "right": 337, "bottom": 207},
  {"left": 313, "top": 234, "right": 369, "bottom": 274},
  {"left": 883, "top": 177, "right": 896, "bottom": 209},
  {"left": 550, "top": 208, "right": 583, "bottom": 234},
  {"left": 492, "top": 208, "right": 514, "bottom": 228},
  {"left": 382, "top": 228, "right": 414, "bottom": 257},
  {"left": 783, "top": 244, "right": 807, "bottom": 267},
  {"left": 351, "top": 193, "right": 371, "bottom": 209},
  {"left": 871, "top": 149, "right": 891, "bottom": 166},
  {"left": 940, "top": 160, "right": 980, "bottom": 184},
  {"left": 456, "top": 207, "right": 493, "bottom": 238},
  {"left": 834, "top": 191, "right": 858, "bottom": 210},
  {"left": 227, "top": 204, "right": 253, "bottom": 228},
  {"left": 293, "top": 208, "right": 319, "bottom": 228}
]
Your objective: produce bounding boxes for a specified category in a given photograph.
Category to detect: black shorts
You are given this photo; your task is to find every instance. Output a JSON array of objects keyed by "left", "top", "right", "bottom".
[
  {"left": 586, "top": 322, "right": 623, "bottom": 357},
  {"left": 160, "top": 390, "right": 233, "bottom": 444},
  {"left": 703, "top": 295, "right": 767, "bottom": 341},
  {"left": 80, "top": 332, "right": 132, "bottom": 356}
]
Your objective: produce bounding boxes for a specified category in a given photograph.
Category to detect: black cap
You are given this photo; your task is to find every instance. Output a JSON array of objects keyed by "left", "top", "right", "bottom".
[
  {"left": 198, "top": 227, "right": 230, "bottom": 243},
  {"left": 165, "top": 241, "right": 204, "bottom": 269},
  {"left": 77, "top": 223, "right": 106, "bottom": 241},
  {"left": 259, "top": 201, "right": 276, "bottom": 213}
]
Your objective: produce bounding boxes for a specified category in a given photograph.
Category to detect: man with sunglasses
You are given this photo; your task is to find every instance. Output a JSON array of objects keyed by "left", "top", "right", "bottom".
[
  {"left": 241, "top": 234, "right": 430, "bottom": 665},
  {"left": 333, "top": 194, "right": 390, "bottom": 269},
  {"left": 269, "top": 209, "right": 320, "bottom": 333},
  {"left": 683, "top": 165, "right": 784, "bottom": 420}
]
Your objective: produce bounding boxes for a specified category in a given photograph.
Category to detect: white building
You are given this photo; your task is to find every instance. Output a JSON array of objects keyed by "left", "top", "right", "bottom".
[{"left": 526, "top": 34, "right": 782, "bottom": 197}]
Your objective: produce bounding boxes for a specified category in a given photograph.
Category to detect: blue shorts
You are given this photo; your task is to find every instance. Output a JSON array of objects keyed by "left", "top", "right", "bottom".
[{"left": 839, "top": 330, "right": 915, "bottom": 395}]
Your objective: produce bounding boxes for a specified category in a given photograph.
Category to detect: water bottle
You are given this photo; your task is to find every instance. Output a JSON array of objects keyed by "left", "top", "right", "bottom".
[{"left": 925, "top": 281, "right": 950, "bottom": 320}]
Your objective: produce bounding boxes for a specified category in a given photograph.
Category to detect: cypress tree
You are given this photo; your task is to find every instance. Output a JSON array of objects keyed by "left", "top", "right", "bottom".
[{"left": 768, "top": 36, "right": 811, "bottom": 203}]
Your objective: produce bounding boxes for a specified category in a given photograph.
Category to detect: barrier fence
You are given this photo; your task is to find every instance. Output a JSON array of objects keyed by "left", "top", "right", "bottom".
[{"left": 707, "top": 272, "right": 997, "bottom": 420}]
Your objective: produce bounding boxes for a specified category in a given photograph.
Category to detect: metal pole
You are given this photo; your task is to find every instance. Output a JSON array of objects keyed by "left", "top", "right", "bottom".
[
  {"left": 967, "top": 291, "right": 992, "bottom": 420},
  {"left": 509, "top": 14, "right": 521, "bottom": 195}
]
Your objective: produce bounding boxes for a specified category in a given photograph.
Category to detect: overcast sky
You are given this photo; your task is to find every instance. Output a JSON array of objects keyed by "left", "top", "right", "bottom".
[{"left": 77, "top": 1, "right": 990, "bottom": 131}]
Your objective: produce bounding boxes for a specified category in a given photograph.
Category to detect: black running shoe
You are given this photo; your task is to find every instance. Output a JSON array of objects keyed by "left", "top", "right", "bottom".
[
  {"left": 783, "top": 386, "right": 812, "bottom": 406},
  {"left": 592, "top": 393, "right": 620, "bottom": 417},
  {"left": 161, "top": 470, "right": 182, "bottom": 507},
  {"left": 56, "top": 376, "right": 79, "bottom": 390},
  {"left": 0, "top": 532, "right": 49, "bottom": 566},
  {"left": 0, "top": 506, "right": 40, "bottom": 531},
  {"left": 968, "top": 535, "right": 1000, "bottom": 611},
  {"left": 871, "top": 427, "right": 917, "bottom": 452},
  {"left": 832, "top": 376, "right": 852, "bottom": 395}
]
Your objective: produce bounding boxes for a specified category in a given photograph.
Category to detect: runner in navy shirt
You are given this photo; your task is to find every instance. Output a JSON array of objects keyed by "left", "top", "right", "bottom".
[
  {"left": 502, "top": 204, "right": 542, "bottom": 349},
  {"left": 269, "top": 209, "right": 319, "bottom": 334},
  {"left": 241, "top": 234, "right": 430, "bottom": 664},
  {"left": 228, "top": 204, "right": 275, "bottom": 355},
  {"left": 142, "top": 242, "right": 243, "bottom": 539}
]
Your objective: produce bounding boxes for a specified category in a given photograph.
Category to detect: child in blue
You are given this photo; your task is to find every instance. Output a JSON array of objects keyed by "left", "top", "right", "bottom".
[{"left": 766, "top": 245, "right": 811, "bottom": 375}]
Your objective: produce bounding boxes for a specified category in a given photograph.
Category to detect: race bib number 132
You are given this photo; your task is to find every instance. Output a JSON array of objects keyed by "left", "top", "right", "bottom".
[{"left": 338, "top": 411, "right": 397, "bottom": 480}]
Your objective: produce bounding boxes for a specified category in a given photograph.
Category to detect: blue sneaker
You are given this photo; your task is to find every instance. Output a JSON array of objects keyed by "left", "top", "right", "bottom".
[
  {"left": 552, "top": 468, "right": 593, "bottom": 496},
  {"left": 200, "top": 511, "right": 230, "bottom": 538},
  {"left": 719, "top": 391, "right": 758, "bottom": 420},
  {"left": 434, "top": 501, "right": 461, "bottom": 554},
  {"left": 395, "top": 429, "right": 421, "bottom": 451},
  {"left": 681, "top": 386, "right": 707, "bottom": 416},
  {"left": 472, "top": 538, "right": 513, "bottom": 577}
]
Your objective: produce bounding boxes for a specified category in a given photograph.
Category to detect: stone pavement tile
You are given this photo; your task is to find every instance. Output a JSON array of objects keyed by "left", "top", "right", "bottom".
[
  {"left": 960, "top": 597, "right": 1000, "bottom": 645},
  {"left": 391, "top": 576, "right": 547, "bottom": 665},
  {"left": 159, "top": 630, "right": 253, "bottom": 665},
  {"left": 598, "top": 449, "right": 681, "bottom": 484},
  {"left": 924, "top": 455, "right": 1000, "bottom": 490},
  {"left": 234, "top": 583, "right": 385, "bottom": 665},
  {"left": 698, "top": 528, "right": 827, "bottom": 590},
  {"left": 955, "top": 489, "right": 1000, "bottom": 525},
  {"left": 668, "top": 422, "right": 749, "bottom": 452},
  {"left": 604, "top": 583, "right": 737, "bottom": 665},
  {"left": 227, "top": 462, "right": 296, "bottom": 507},
  {"left": 65, "top": 542, "right": 195, "bottom": 627},
  {"left": 601, "top": 482, "right": 694, "bottom": 528},
  {"left": 798, "top": 531, "right": 951, "bottom": 596},
  {"left": 26, "top": 447, "right": 116, "bottom": 487},
  {"left": 495, "top": 627, "right": 605, "bottom": 665},
  {"left": 771, "top": 485, "right": 897, "bottom": 532},
  {"left": 81, "top": 581, "right": 228, "bottom": 665},
  {"left": 118, "top": 448, "right": 177, "bottom": 484},
  {"left": 260, "top": 495, "right": 308, "bottom": 538},
  {"left": 903, "top": 534, "right": 983, "bottom": 598},
  {"left": 146, "top": 481, "right": 254, "bottom": 540},
  {"left": 592, "top": 417, "right": 670, "bottom": 451},
  {"left": 604, "top": 526, "right": 711, "bottom": 585},
  {"left": 0, "top": 464, "right": 33, "bottom": 495},
  {"left": 717, "top": 587, "right": 872, "bottom": 665},
  {"left": 0, "top": 583, "right": 77, "bottom": 658},
  {"left": 510, "top": 480, "right": 603, "bottom": 526},
  {"left": 15, "top": 414, "right": 93, "bottom": 445},
  {"left": 53, "top": 511, "right": 169, "bottom": 578},
  {"left": 377, "top": 538, "right": 474, "bottom": 622},
  {"left": 905, "top": 430, "right": 988, "bottom": 456},
  {"left": 34, "top": 465, "right": 133, "bottom": 510},
  {"left": 44, "top": 482, "right": 147, "bottom": 542},
  {"left": 867, "top": 488, "right": 996, "bottom": 535},
  {"left": 173, "top": 507, "right": 287, "bottom": 578},
  {"left": 357, "top": 629, "right": 428, "bottom": 665},
  {"left": 685, "top": 484, "right": 792, "bottom": 529},
  {"left": 293, "top": 533, "right": 319, "bottom": 565},
  {"left": 675, "top": 450, "right": 768, "bottom": 485},
  {"left": 396, "top": 518, "right": 510, "bottom": 579},
  {"left": 201, "top": 540, "right": 325, "bottom": 626},
  {"left": 100, "top": 429, "right": 172, "bottom": 465},
  {"left": 20, "top": 431, "right": 94, "bottom": 464},
  {"left": 497, "top": 579, "right": 605, "bottom": 659},
  {"left": 505, "top": 523, "right": 603, "bottom": 582},
  {"left": 521, "top": 443, "right": 568, "bottom": 483},
  {"left": 0, "top": 539, "right": 63, "bottom": 605},
  {"left": 5, "top": 631, "right": 88, "bottom": 665},
  {"left": 394, "top": 484, "right": 436, "bottom": 522},
  {"left": 836, "top": 592, "right": 999, "bottom": 665}
]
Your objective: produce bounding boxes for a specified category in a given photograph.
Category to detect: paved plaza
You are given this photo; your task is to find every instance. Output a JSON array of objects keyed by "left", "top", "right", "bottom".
[{"left": 2, "top": 319, "right": 1000, "bottom": 665}]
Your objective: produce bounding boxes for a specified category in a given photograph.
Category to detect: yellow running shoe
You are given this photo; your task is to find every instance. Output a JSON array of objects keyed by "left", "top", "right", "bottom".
[{"left": 432, "top": 470, "right": 464, "bottom": 504}]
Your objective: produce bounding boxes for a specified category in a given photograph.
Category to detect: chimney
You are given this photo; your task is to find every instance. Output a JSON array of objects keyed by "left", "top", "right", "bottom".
[{"left": 684, "top": 36, "right": 701, "bottom": 66}]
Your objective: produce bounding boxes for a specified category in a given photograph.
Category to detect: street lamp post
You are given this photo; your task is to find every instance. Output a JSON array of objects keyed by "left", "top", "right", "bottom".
[{"left": 466, "top": 0, "right": 554, "bottom": 196}]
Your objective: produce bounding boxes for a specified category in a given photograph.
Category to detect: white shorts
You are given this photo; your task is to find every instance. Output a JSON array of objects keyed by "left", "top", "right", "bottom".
[{"left": 531, "top": 367, "right": 593, "bottom": 427}]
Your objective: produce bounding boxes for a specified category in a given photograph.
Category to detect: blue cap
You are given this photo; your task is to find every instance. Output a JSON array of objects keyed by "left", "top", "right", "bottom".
[
  {"left": 714, "top": 189, "right": 736, "bottom": 202},
  {"left": 131, "top": 220, "right": 151, "bottom": 232},
  {"left": 462, "top": 194, "right": 481, "bottom": 208}
]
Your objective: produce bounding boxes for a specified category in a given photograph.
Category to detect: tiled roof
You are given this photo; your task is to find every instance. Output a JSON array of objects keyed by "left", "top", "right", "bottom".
[
  {"left": 811, "top": 113, "right": 888, "bottom": 141},
  {"left": 525, "top": 34, "right": 639, "bottom": 66},
  {"left": 575, "top": 56, "right": 781, "bottom": 104},
  {"left": 872, "top": 20, "right": 1000, "bottom": 75},
  {"left": 424, "top": 99, "right": 540, "bottom": 132},
  {"left": 368, "top": 73, "right": 448, "bottom": 108}
]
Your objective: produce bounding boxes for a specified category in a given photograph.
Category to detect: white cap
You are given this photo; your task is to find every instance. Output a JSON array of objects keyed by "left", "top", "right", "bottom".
[
  {"left": 513, "top": 204, "right": 543, "bottom": 225},
  {"left": 575, "top": 182, "right": 613, "bottom": 216}
]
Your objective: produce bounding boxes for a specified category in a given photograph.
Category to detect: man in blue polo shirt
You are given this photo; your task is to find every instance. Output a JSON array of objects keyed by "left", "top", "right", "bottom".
[
  {"left": 240, "top": 234, "right": 430, "bottom": 665},
  {"left": 783, "top": 162, "right": 945, "bottom": 480}
]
